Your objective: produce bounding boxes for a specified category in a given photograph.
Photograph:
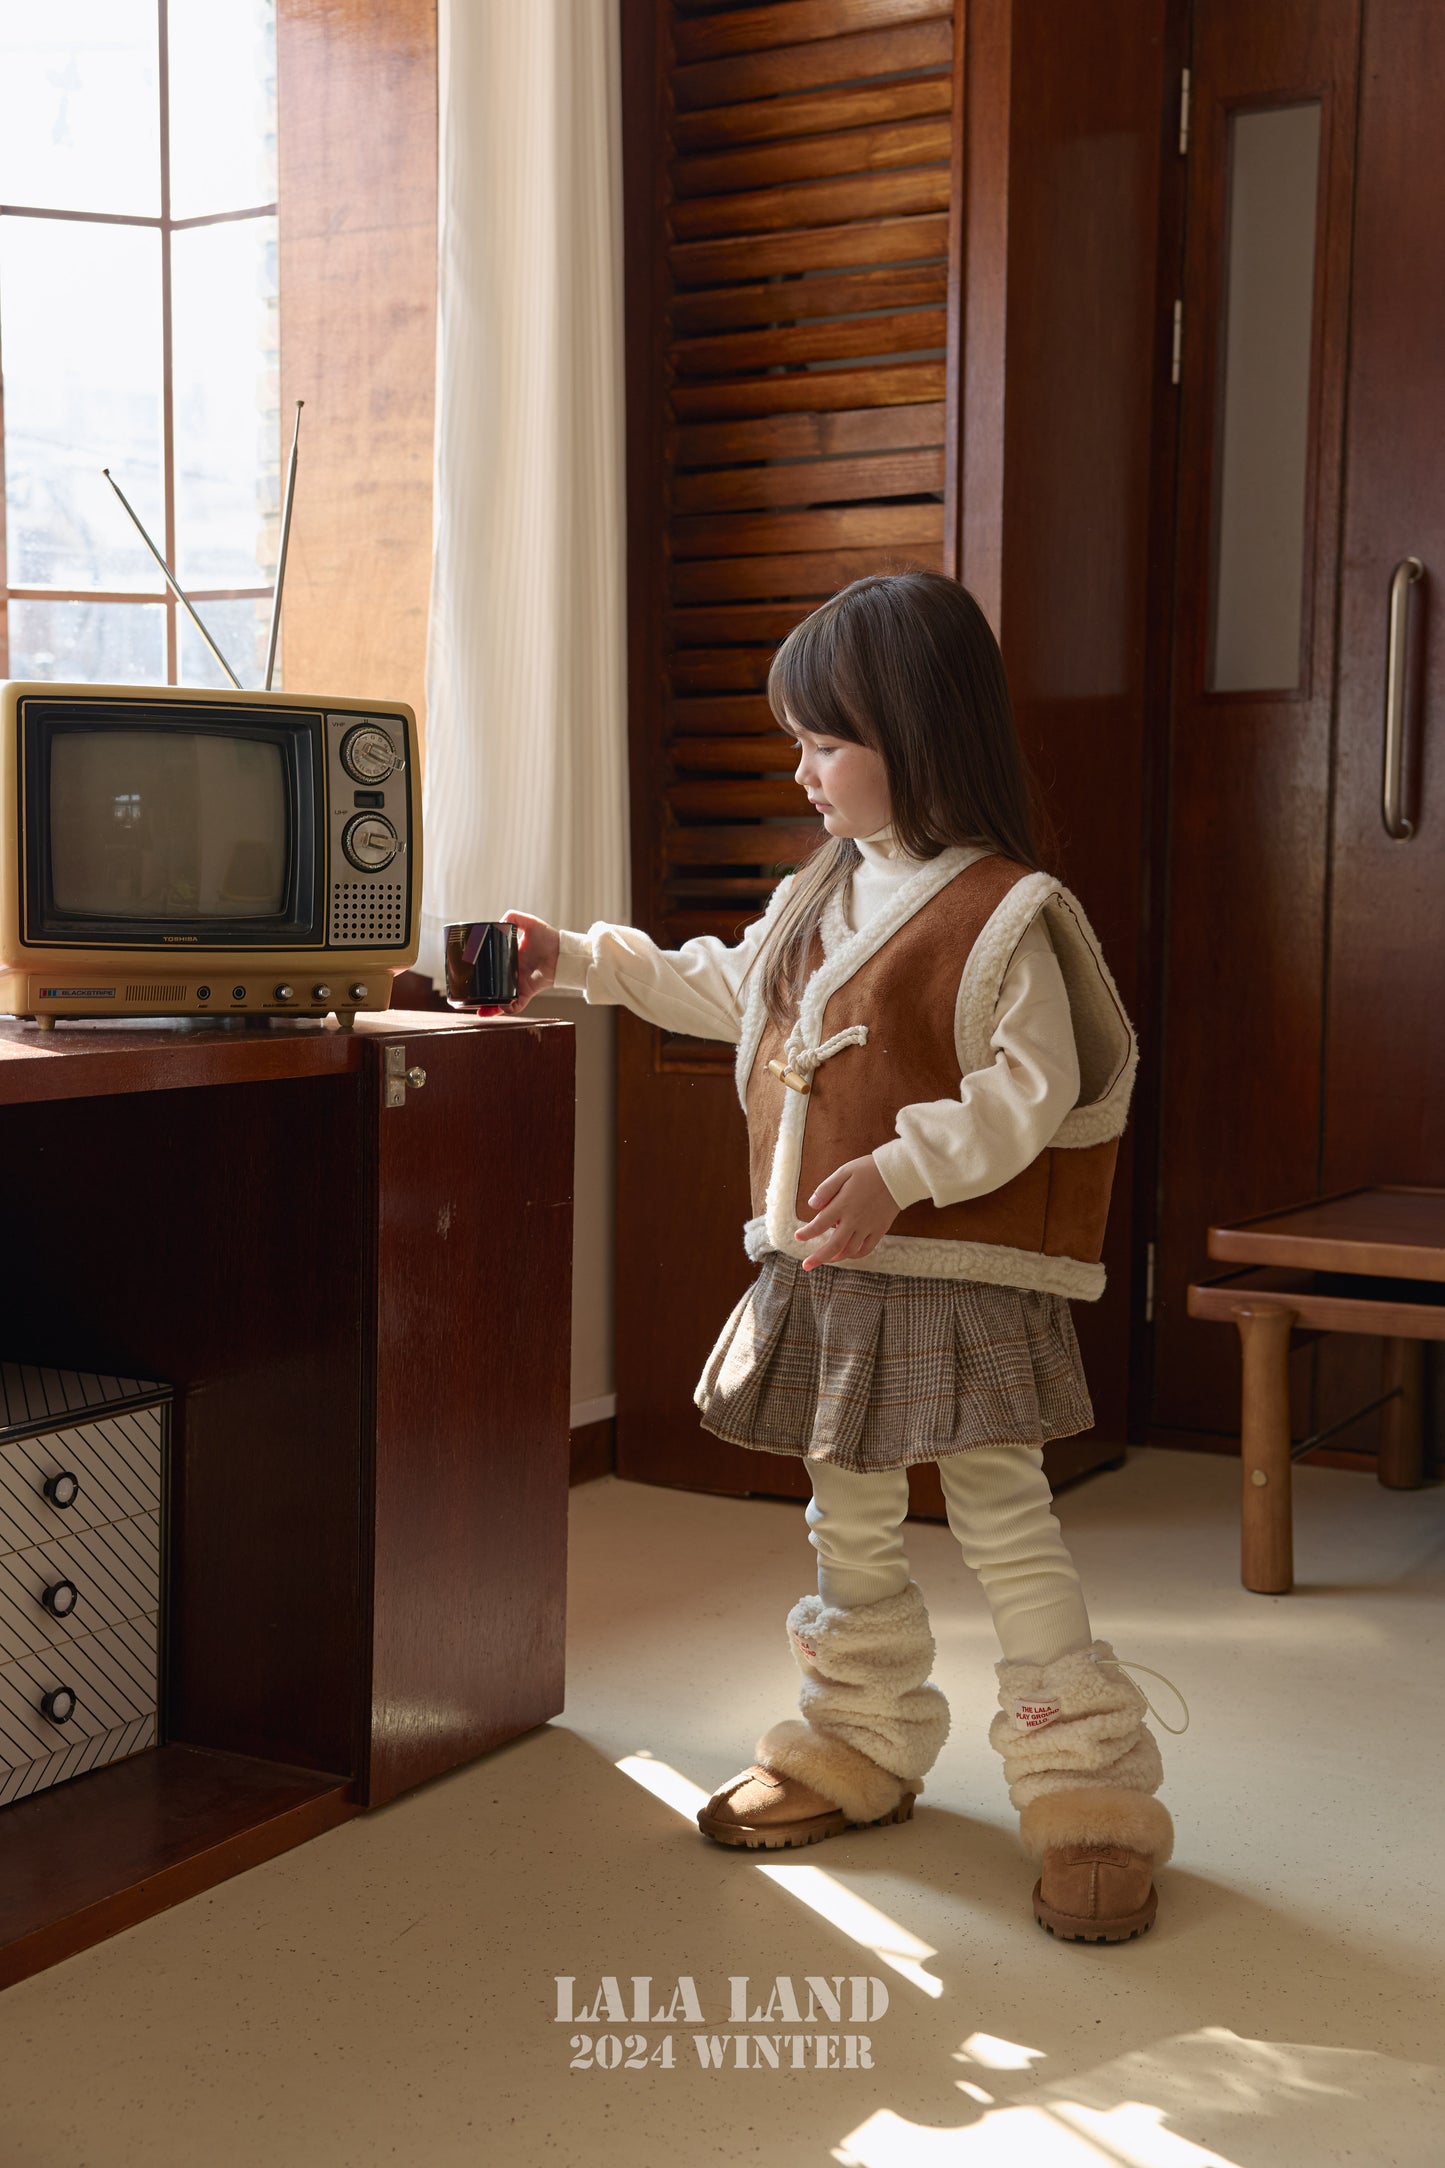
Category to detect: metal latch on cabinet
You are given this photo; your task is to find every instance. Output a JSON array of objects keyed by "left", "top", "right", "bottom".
[{"left": 383, "top": 1043, "right": 428, "bottom": 1109}]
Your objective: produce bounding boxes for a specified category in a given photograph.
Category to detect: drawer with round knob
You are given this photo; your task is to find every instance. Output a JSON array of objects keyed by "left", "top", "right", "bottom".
[
  {"left": 0, "top": 1510, "right": 162, "bottom": 1665},
  {"left": 0, "top": 1613, "right": 159, "bottom": 1807},
  {"left": 0, "top": 1407, "right": 164, "bottom": 1560}
]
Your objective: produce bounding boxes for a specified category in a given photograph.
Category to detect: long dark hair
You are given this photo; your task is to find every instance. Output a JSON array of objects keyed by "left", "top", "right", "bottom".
[{"left": 757, "top": 571, "right": 1045, "bottom": 1030}]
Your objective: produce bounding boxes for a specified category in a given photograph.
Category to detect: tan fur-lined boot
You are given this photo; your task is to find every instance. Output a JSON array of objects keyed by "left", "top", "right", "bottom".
[
  {"left": 991, "top": 1641, "right": 1174, "bottom": 1942},
  {"left": 697, "top": 1583, "right": 949, "bottom": 1851}
]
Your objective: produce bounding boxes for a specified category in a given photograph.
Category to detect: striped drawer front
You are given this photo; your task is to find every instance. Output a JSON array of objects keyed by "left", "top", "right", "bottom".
[
  {"left": 0, "top": 1407, "right": 164, "bottom": 1558},
  {"left": 0, "top": 1511, "right": 162, "bottom": 1664},
  {"left": 0, "top": 1363, "right": 165, "bottom": 1440},
  {"left": 0, "top": 1713, "right": 158, "bottom": 1808},
  {"left": 0, "top": 1612, "right": 158, "bottom": 1804}
]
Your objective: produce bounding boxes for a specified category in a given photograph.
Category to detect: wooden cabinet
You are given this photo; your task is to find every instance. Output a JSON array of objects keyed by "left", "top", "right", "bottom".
[{"left": 0, "top": 1011, "right": 573, "bottom": 1987}]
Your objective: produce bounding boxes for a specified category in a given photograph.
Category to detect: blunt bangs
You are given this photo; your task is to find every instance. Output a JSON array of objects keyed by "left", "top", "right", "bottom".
[{"left": 766, "top": 595, "right": 872, "bottom": 744}]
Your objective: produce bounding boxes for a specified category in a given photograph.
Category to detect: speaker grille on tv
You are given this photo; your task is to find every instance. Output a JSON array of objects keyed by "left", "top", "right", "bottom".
[
  {"left": 123, "top": 983, "right": 187, "bottom": 1003},
  {"left": 330, "top": 880, "right": 406, "bottom": 947}
]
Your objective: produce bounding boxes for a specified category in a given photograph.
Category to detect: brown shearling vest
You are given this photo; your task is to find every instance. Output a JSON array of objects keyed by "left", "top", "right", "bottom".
[{"left": 744, "top": 856, "right": 1120, "bottom": 1270}]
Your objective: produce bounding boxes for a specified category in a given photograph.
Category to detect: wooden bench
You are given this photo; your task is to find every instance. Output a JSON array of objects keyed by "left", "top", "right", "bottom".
[{"left": 1187, "top": 1187, "right": 1440, "bottom": 1593}]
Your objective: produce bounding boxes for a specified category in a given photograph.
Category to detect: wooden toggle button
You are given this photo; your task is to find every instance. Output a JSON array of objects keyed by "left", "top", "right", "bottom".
[{"left": 766, "top": 1053, "right": 814, "bottom": 1092}]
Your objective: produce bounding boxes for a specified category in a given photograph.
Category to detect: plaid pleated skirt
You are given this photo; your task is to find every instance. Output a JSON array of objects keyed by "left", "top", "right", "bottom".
[{"left": 694, "top": 1251, "right": 1094, "bottom": 1474}]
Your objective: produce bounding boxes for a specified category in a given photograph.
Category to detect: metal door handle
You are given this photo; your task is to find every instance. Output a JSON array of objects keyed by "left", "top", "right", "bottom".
[{"left": 1383, "top": 556, "right": 1424, "bottom": 838}]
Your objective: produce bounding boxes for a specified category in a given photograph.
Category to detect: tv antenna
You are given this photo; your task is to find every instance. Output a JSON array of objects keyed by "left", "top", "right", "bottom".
[
  {"left": 102, "top": 397, "right": 303, "bottom": 694},
  {"left": 102, "top": 468, "right": 241, "bottom": 687},
  {"left": 264, "top": 399, "right": 303, "bottom": 691}
]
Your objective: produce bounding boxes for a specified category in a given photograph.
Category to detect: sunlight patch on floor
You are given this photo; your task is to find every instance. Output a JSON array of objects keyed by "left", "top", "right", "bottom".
[
  {"left": 756, "top": 1861, "right": 944, "bottom": 1998},
  {"left": 833, "top": 2027, "right": 1445, "bottom": 2168},
  {"left": 832, "top": 2099, "right": 1241, "bottom": 2167},
  {"left": 613, "top": 1750, "right": 709, "bottom": 1817},
  {"left": 957, "top": 2029, "right": 1046, "bottom": 2070},
  {"left": 615, "top": 1749, "right": 944, "bottom": 1997}
]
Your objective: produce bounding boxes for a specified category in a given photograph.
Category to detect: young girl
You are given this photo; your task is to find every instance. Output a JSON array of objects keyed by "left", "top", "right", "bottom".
[{"left": 505, "top": 572, "right": 1173, "bottom": 1943}]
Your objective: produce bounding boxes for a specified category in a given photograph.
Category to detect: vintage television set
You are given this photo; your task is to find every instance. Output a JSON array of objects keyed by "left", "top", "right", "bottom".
[{"left": 0, "top": 680, "right": 421, "bottom": 1030}]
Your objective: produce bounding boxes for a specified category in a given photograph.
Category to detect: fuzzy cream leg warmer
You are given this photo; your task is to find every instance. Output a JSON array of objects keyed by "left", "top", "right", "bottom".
[
  {"left": 756, "top": 1583, "right": 950, "bottom": 1821},
  {"left": 991, "top": 1640, "right": 1174, "bottom": 1860}
]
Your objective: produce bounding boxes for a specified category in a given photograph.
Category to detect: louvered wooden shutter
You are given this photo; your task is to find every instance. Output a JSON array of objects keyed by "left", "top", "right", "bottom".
[{"left": 626, "top": 0, "right": 959, "bottom": 956}]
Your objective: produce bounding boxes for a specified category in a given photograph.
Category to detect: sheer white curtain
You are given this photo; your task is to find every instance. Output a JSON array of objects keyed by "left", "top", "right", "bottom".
[{"left": 419, "top": 0, "right": 629, "bottom": 981}]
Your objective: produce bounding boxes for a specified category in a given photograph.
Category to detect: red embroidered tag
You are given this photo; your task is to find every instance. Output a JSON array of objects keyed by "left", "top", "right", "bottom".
[
  {"left": 1012, "top": 1696, "right": 1061, "bottom": 1732},
  {"left": 793, "top": 1633, "right": 818, "bottom": 1660}
]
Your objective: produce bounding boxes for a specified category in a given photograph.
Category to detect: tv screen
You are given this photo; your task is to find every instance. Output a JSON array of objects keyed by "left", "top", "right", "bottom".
[{"left": 49, "top": 729, "right": 289, "bottom": 919}]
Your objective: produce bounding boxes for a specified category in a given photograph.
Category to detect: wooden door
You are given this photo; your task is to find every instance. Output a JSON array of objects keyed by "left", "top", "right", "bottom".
[
  {"left": 618, "top": 0, "right": 1179, "bottom": 1501},
  {"left": 975, "top": 0, "right": 1181, "bottom": 1469},
  {"left": 1322, "top": 0, "right": 1445, "bottom": 1183},
  {"left": 1316, "top": 1, "right": 1445, "bottom": 1425},
  {"left": 1149, "top": 0, "right": 1362, "bottom": 1447},
  {"left": 618, "top": 0, "right": 959, "bottom": 1508},
  {"left": 364, "top": 1021, "right": 573, "bottom": 1805}
]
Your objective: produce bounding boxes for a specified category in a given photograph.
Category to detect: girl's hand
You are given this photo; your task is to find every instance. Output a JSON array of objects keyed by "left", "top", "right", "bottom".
[
  {"left": 793, "top": 1156, "right": 900, "bottom": 1269},
  {"left": 497, "top": 909, "right": 559, "bottom": 1014}
]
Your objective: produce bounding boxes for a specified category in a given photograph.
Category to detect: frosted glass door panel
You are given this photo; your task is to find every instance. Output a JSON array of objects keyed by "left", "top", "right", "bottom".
[
  {"left": 1208, "top": 102, "right": 1322, "bottom": 693},
  {"left": 0, "top": 218, "right": 165, "bottom": 590},
  {"left": 171, "top": 218, "right": 280, "bottom": 589},
  {"left": 0, "top": 0, "right": 159, "bottom": 216},
  {"left": 167, "top": 0, "right": 277, "bottom": 219}
]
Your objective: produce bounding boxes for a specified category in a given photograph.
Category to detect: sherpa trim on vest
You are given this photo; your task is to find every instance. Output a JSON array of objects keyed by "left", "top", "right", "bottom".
[
  {"left": 954, "top": 872, "right": 1138, "bottom": 1152},
  {"left": 736, "top": 850, "right": 1136, "bottom": 1300},
  {"left": 734, "top": 844, "right": 986, "bottom": 1110}
]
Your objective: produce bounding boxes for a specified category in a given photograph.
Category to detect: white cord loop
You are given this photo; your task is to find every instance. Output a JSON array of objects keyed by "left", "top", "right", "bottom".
[
  {"left": 1088, "top": 1652, "right": 1190, "bottom": 1735},
  {"left": 781, "top": 1022, "right": 869, "bottom": 1079}
]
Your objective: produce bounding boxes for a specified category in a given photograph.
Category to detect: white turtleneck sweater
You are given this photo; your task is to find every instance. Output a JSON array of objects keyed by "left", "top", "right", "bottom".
[{"left": 554, "top": 828, "right": 1081, "bottom": 1212}]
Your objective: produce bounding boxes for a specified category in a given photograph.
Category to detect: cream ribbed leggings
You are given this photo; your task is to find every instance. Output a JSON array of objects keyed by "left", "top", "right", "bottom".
[{"left": 805, "top": 1448, "right": 1091, "bottom": 1665}]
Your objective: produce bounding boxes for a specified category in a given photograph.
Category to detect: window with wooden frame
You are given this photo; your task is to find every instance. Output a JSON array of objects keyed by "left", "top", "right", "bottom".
[{"left": 0, "top": 1, "right": 279, "bottom": 690}]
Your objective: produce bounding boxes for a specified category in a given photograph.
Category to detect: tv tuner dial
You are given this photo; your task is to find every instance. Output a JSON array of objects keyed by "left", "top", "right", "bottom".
[
  {"left": 342, "top": 812, "right": 399, "bottom": 871},
  {"left": 340, "top": 724, "right": 401, "bottom": 784}
]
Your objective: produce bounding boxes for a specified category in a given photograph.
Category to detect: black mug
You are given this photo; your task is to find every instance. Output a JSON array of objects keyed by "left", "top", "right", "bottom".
[{"left": 444, "top": 921, "right": 520, "bottom": 1010}]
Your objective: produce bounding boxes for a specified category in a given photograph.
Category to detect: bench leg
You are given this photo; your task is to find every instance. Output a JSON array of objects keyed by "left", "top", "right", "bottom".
[
  {"left": 1234, "top": 1304, "right": 1297, "bottom": 1594},
  {"left": 1379, "top": 1338, "right": 1426, "bottom": 1489}
]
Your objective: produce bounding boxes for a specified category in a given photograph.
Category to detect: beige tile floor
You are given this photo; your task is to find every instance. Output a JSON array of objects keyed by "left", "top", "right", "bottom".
[{"left": 1, "top": 1447, "right": 1443, "bottom": 2168}]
